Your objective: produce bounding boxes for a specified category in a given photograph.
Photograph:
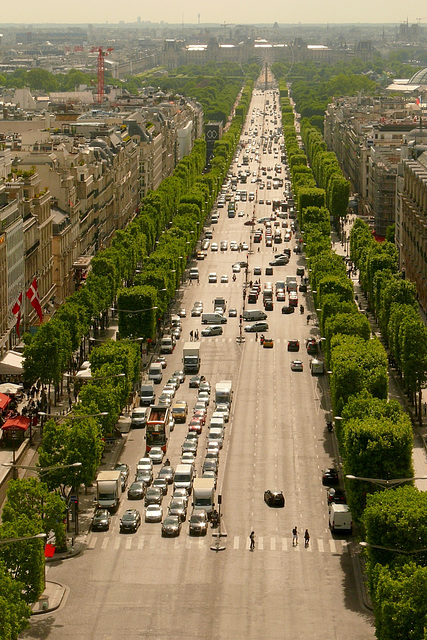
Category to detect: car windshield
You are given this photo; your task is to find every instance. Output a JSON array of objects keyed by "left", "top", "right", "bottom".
[{"left": 191, "top": 514, "right": 205, "bottom": 523}]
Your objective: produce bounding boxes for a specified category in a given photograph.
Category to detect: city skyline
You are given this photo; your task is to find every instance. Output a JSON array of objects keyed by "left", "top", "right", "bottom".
[{"left": 0, "top": 0, "right": 426, "bottom": 28}]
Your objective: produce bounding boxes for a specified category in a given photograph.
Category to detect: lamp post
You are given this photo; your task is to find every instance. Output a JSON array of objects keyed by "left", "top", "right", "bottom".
[
  {"left": 359, "top": 541, "right": 427, "bottom": 556},
  {"left": 346, "top": 474, "right": 427, "bottom": 488}
]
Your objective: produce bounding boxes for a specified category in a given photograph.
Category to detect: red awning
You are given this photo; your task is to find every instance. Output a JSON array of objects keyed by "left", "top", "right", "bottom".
[
  {"left": 2, "top": 416, "right": 30, "bottom": 431},
  {"left": 0, "top": 393, "right": 11, "bottom": 410},
  {"left": 44, "top": 543, "right": 56, "bottom": 558}
]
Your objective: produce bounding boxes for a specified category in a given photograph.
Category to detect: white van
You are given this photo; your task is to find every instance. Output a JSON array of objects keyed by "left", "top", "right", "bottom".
[
  {"left": 208, "top": 428, "right": 224, "bottom": 448},
  {"left": 160, "top": 335, "right": 174, "bottom": 354},
  {"left": 209, "top": 415, "right": 225, "bottom": 430},
  {"left": 202, "top": 313, "right": 227, "bottom": 325},
  {"left": 329, "top": 503, "right": 352, "bottom": 533},
  {"left": 174, "top": 464, "right": 194, "bottom": 493},
  {"left": 243, "top": 309, "right": 267, "bottom": 321},
  {"left": 148, "top": 362, "right": 163, "bottom": 384}
]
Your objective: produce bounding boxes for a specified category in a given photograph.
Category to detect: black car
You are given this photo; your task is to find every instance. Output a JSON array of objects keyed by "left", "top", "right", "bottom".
[
  {"left": 168, "top": 499, "right": 187, "bottom": 522},
  {"left": 91, "top": 508, "right": 111, "bottom": 531},
  {"left": 287, "top": 339, "right": 300, "bottom": 352},
  {"left": 322, "top": 468, "right": 339, "bottom": 486},
  {"left": 282, "top": 305, "right": 295, "bottom": 314},
  {"left": 296, "top": 267, "right": 305, "bottom": 277},
  {"left": 327, "top": 487, "right": 347, "bottom": 504},
  {"left": 189, "top": 375, "right": 204, "bottom": 388},
  {"left": 161, "top": 515, "right": 182, "bottom": 537},
  {"left": 299, "top": 284, "right": 307, "bottom": 293},
  {"left": 264, "top": 300, "right": 274, "bottom": 311},
  {"left": 127, "top": 481, "right": 146, "bottom": 500},
  {"left": 120, "top": 509, "right": 141, "bottom": 533},
  {"left": 189, "top": 510, "right": 209, "bottom": 536},
  {"left": 306, "top": 340, "right": 318, "bottom": 355},
  {"left": 264, "top": 490, "right": 285, "bottom": 508}
]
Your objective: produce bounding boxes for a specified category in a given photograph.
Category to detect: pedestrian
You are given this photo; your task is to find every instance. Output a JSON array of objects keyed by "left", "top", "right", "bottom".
[
  {"left": 249, "top": 531, "right": 255, "bottom": 551},
  {"left": 197, "top": 276, "right": 200, "bottom": 285},
  {"left": 292, "top": 526, "right": 298, "bottom": 546},
  {"left": 195, "top": 330, "right": 199, "bottom": 341},
  {"left": 306, "top": 315, "right": 310, "bottom": 324},
  {"left": 304, "top": 529, "right": 310, "bottom": 547},
  {"left": 255, "top": 332, "right": 258, "bottom": 342},
  {"left": 68, "top": 394, "right": 72, "bottom": 410},
  {"left": 189, "top": 330, "right": 193, "bottom": 341}
]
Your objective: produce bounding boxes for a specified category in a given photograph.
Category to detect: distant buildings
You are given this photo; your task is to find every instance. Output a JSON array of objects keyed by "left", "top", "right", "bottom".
[
  {"left": 0, "top": 90, "right": 203, "bottom": 356},
  {"left": 324, "top": 88, "right": 427, "bottom": 313}
]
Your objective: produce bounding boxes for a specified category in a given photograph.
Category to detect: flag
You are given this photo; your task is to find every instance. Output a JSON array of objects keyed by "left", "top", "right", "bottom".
[
  {"left": 26, "top": 279, "right": 43, "bottom": 322},
  {"left": 12, "top": 292, "right": 22, "bottom": 337}
]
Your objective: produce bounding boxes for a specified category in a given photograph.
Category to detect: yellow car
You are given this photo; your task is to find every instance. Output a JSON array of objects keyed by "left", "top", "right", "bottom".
[{"left": 263, "top": 338, "right": 274, "bottom": 348}]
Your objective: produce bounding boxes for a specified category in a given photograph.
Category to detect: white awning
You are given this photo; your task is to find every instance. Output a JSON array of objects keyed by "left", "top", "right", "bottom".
[{"left": 0, "top": 350, "right": 24, "bottom": 376}]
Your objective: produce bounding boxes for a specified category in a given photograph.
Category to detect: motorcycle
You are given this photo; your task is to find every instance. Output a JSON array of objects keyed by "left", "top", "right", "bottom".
[
  {"left": 211, "top": 510, "right": 220, "bottom": 528},
  {"left": 327, "top": 421, "right": 333, "bottom": 433}
]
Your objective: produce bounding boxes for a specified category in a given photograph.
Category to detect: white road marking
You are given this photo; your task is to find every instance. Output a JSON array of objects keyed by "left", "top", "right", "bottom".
[
  {"left": 329, "top": 539, "right": 336, "bottom": 553},
  {"left": 101, "top": 537, "right": 109, "bottom": 550},
  {"left": 270, "top": 537, "right": 276, "bottom": 551},
  {"left": 317, "top": 539, "right": 324, "bottom": 553},
  {"left": 126, "top": 538, "right": 132, "bottom": 549},
  {"left": 234, "top": 536, "right": 239, "bottom": 549},
  {"left": 87, "top": 535, "right": 96, "bottom": 549},
  {"left": 113, "top": 538, "right": 120, "bottom": 550},
  {"left": 137, "top": 537, "right": 145, "bottom": 549}
]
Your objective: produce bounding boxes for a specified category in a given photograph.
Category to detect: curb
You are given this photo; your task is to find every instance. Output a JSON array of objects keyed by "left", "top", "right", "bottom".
[{"left": 31, "top": 581, "right": 67, "bottom": 616}]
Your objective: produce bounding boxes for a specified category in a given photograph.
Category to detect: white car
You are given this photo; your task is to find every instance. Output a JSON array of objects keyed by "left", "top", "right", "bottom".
[
  {"left": 181, "top": 452, "right": 196, "bottom": 465},
  {"left": 208, "top": 273, "right": 218, "bottom": 283},
  {"left": 148, "top": 447, "right": 164, "bottom": 465},
  {"left": 232, "top": 264, "right": 241, "bottom": 273},
  {"left": 213, "top": 404, "right": 229, "bottom": 422},
  {"left": 136, "top": 458, "right": 153, "bottom": 472},
  {"left": 145, "top": 504, "right": 163, "bottom": 523},
  {"left": 211, "top": 243, "right": 219, "bottom": 251},
  {"left": 221, "top": 275, "right": 229, "bottom": 284},
  {"left": 197, "top": 391, "right": 210, "bottom": 405}
]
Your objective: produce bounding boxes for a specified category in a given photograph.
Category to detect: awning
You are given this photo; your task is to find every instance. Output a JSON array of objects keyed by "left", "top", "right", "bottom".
[
  {"left": 75, "top": 368, "right": 92, "bottom": 379},
  {"left": 2, "top": 416, "right": 30, "bottom": 431},
  {"left": 0, "top": 393, "right": 11, "bottom": 410},
  {"left": 0, "top": 351, "right": 24, "bottom": 376},
  {"left": 0, "top": 383, "right": 23, "bottom": 395}
]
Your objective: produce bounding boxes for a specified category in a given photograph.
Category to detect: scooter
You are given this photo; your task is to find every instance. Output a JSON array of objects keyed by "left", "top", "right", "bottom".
[{"left": 211, "top": 510, "right": 220, "bottom": 528}]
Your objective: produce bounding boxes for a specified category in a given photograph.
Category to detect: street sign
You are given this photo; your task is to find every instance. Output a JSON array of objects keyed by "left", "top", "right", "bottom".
[{"left": 69, "top": 495, "right": 78, "bottom": 504}]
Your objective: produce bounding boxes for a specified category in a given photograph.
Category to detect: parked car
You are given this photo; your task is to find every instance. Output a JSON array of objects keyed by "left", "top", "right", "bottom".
[
  {"left": 287, "top": 339, "right": 300, "bottom": 352},
  {"left": 322, "top": 468, "right": 339, "bottom": 486}
]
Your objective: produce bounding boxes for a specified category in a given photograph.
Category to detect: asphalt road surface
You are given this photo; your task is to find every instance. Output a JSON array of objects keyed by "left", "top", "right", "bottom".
[{"left": 22, "top": 87, "right": 375, "bottom": 640}]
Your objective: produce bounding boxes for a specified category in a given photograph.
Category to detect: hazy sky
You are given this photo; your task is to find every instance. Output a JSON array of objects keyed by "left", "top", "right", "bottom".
[{"left": 1, "top": 0, "right": 426, "bottom": 27}]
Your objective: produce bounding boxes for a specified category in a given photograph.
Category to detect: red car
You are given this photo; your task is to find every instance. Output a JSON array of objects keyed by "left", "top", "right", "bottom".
[
  {"left": 244, "top": 219, "right": 256, "bottom": 226},
  {"left": 193, "top": 410, "right": 206, "bottom": 426},
  {"left": 188, "top": 418, "right": 203, "bottom": 434}
]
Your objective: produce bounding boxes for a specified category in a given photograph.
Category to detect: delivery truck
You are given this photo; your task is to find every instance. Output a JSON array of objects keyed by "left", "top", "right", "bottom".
[
  {"left": 192, "top": 478, "right": 215, "bottom": 518},
  {"left": 182, "top": 342, "right": 201, "bottom": 373},
  {"left": 96, "top": 470, "right": 122, "bottom": 512}
]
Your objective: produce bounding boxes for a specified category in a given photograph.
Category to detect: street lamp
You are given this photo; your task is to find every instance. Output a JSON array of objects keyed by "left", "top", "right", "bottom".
[
  {"left": 2, "top": 461, "right": 82, "bottom": 475},
  {"left": 110, "top": 306, "right": 158, "bottom": 314},
  {"left": 359, "top": 541, "right": 427, "bottom": 556},
  {"left": 0, "top": 532, "right": 47, "bottom": 546},
  {"left": 346, "top": 474, "right": 427, "bottom": 488}
]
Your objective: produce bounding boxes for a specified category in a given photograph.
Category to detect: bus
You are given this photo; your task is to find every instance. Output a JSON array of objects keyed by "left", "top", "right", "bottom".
[{"left": 146, "top": 405, "right": 170, "bottom": 453}]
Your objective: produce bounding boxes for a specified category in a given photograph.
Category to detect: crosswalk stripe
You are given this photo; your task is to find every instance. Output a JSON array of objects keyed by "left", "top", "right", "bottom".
[
  {"left": 329, "top": 540, "right": 336, "bottom": 553},
  {"left": 87, "top": 534, "right": 96, "bottom": 549},
  {"left": 234, "top": 536, "right": 239, "bottom": 549},
  {"left": 258, "top": 536, "right": 264, "bottom": 550},
  {"left": 270, "top": 537, "right": 276, "bottom": 551},
  {"left": 101, "top": 537, "right": 109, "bottom": 550},
  {"left": 318, "top": 539, "right": 324, "bottom": 553},
  {"left": 282, "top": 537, "right": 288, "bottom": 551},
  {"left": 137, "top": 537, "right": 144, "bottom": 549},
  {"left": 113, "top": 538, "right": 120, "bottom": 550},
  {"left": 125, "top": 538, "right": 132, "bottom": 550}
]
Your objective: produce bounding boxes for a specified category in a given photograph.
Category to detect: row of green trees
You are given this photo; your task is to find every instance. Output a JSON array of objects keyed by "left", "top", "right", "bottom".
[
  {"left": 281, "top": 76, "right": 427, "bottom": 639},
  {"left": 350, "top": 218, "right": 427, "bottom": 419}
]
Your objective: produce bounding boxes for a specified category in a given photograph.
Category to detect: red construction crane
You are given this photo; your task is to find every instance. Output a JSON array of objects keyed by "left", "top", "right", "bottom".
[{"left": 91, "top": 46, "right": 114, "bottom": 104}]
